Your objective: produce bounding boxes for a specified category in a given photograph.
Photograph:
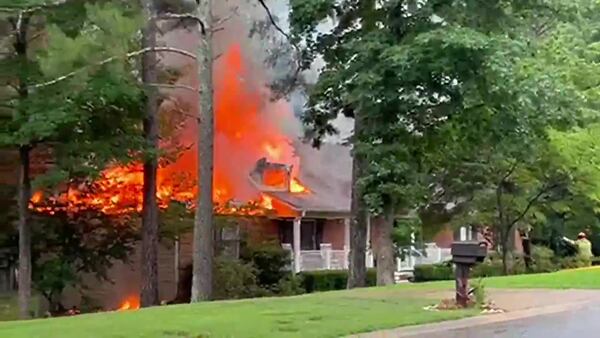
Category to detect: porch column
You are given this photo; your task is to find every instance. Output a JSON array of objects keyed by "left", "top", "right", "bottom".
[
  {"left": 293, "top": 217, "right": 301, "bottom": 273},
  {"left": 366, "top": 215, "right": 374, "bottom": 268},
  {"left": 343, "top": 218, "right": 350, "bottom": 269}
]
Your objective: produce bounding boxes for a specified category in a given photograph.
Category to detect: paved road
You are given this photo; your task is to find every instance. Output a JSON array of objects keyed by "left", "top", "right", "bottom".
[{"left": 408, "top": 303, "right": 600, "bottom": 338}]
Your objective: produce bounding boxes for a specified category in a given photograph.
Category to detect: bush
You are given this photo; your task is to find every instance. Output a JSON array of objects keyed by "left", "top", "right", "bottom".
[
  {"left": 471, "top": 278, "right": 486, "bottom": 307},
  {"left": 559, "top": 256, "right": 591, "bottom": 269},
  {"left": 274, "top": 274, "right": 305, "bottom": 296},
  {"left": 471, "top": 259, "right": 504, "bottom": 278},
  {"left": 530, "top": 245, "right": 559, "bottom": 273},
  {"left": 213, "top": 257, "right": 269, "bottom": 300},
  {"left": 299, "top": 269, "right": 377, "bottom": 292},
  {"left": 240, "top": 242, "right": 291, "bottom": 289},
  {"left": 173, "top": 257, "right": 273, "bottom": 303},
  {"left": 413, "top": 262, "right": 453, "bottom": 282}
]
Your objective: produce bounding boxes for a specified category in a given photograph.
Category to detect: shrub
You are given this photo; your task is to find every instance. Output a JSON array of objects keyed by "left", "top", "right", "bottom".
[
  {"left": 213, "top": 257, "right": 270, "bottom": 300},
  {"left": 413, "top": 262, "right": 453, "bottom": 282},
  {"left": 471, "top": 259, "right": 504, "bottom": 278},
  {"left": 173, "top": 257, "right": 271, "bottom": 303},
  {"left": 559, "top": 256, "right": 591, "bottom": 269},
  {"left": 530, "top": 245, "right": 558, "bottom": 273},
  {"left": 592, "top": 257, "right": 600, "bottom": 266},
  {"left": 274, "top": 274, "right": 305, "bottom": 296},
  {"left": 471, "top": 278, "right": 486, "bottom": 307},
  {"left": 240, "top": 242, "right": 291, "bottom": 288},
  {"left": 299, "top": 269, "right": 377, "bottom": 292}
]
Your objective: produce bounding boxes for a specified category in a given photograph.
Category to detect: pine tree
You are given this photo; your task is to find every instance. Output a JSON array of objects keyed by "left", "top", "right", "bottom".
[{"left": 192, "top": 0, "right": 215, "bottom": 302}]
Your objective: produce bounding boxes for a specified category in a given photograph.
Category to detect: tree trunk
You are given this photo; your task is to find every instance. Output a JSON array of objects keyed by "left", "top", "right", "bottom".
[
  {"left": 140, "top": 0, "right": 160, "bottom": 307},
  {"left": 347, "top": 115, "right": 368, "bottom": 289},
  {"left": 17, "top": 146, "right": 31, "bottom": 319},
  {"left": 374, "top": 205, "right": 396, "bottom": 286},
  {"left": 191, "top": 0, "right": 214, "bottom": 302},
  {"left": 501, "top": 229, "right": 509, "bottom": 275},
  {"left": 14, "top": 14, "right": 32, "bottom": 320}
]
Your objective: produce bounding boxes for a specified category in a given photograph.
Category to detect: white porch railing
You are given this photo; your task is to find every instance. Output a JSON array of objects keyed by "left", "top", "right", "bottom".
[
  {"left": 396, "top": 243, "right": 452, "bottom": 272},
  {"left": 282, "top": 243, "right": 375, "bottom": 272}
]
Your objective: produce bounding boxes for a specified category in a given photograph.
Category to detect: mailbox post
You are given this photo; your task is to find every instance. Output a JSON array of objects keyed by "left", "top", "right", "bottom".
[{"left": 451, "top": 241, "right": 487, "bottom": 307}]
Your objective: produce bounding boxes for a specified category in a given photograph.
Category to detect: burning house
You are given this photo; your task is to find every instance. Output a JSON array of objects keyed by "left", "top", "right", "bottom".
[{"left": 0, "top": 16, "right": 371, "bottom": 309}]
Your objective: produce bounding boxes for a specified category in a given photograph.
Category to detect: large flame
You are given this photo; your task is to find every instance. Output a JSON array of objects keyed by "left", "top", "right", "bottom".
[{"left": 30, "top": 44, "right": 309, "bottom": 216}]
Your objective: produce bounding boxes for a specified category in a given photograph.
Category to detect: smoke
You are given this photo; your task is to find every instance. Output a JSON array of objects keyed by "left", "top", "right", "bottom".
[{"left": 153, "top": 1, "right": 352, "bottom": 204}]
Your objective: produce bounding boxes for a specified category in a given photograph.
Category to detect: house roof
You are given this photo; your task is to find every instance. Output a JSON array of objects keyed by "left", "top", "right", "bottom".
[{"left": 264, "top": 142, "right": 353, "bottom": 218}]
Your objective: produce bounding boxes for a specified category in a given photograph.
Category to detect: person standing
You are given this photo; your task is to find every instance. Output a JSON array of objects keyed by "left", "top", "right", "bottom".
[{"left": 563, "top": 232, "right": 593, "bottom": 265}]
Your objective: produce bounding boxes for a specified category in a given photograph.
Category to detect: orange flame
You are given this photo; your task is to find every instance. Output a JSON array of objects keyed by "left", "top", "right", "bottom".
[
  {"left": 117, "top": 296, "right": 140, "bottom": 311},
  {"left": 290, "top": 178, "right": 308, "bottom": 193},
  {"left": 260, "top": 195, "right": 273, "bottom": 210}
]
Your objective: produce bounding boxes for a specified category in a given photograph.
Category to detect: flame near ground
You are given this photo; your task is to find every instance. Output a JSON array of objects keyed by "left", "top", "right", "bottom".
[
  {"left": 117, "top": 296, "right": 140, "bottom": 311},
  {"left": 31, "top": 44, "right": 308, "bottom": 216}
]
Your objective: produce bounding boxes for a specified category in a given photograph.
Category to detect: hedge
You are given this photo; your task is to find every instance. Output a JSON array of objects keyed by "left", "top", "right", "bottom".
[
  {"left": 298, "top": 269, "right": 377, "bottom": 293},
  {"left": 413, "top": 263, "right": 453, "bottom": 282},
  {"left": 413, "top": 248, "right": 597, "bottom": 282}
]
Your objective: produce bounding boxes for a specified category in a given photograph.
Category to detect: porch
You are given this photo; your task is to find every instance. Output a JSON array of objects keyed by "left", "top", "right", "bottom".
[{"left": 279, "top": 217, "right": 374, "bottom": 272}]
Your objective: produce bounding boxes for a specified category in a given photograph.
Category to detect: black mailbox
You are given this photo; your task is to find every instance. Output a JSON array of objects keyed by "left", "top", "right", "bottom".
[{"left": 451, "top": 241, "right": 487, "bottom": 264}]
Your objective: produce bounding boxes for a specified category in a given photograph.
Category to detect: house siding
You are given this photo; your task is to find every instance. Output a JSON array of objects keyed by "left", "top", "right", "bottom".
[{"left": 322, "top": 219, "right": 345, "bottom": 250}]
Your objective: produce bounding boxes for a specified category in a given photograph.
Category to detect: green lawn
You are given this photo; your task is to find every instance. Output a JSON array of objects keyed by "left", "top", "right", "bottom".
[
  {"left": 1, "top": 267, "right": 600, "bottom": 338},
  {"left": 484, "top": 266, "right": 600, "bottom": 289}
]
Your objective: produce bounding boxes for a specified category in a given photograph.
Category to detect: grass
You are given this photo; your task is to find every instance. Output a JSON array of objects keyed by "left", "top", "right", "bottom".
[
  {"left": 0, "top": 294, "right": 40, "bottom": 322},
  {"left": 2, "top": 267, "right": 600, "bottom": 338},
  {"left": 484, "top": 266, "right": 600, "bottom": 289},
  {"left": 0, "top": 288, "right": 476, "bottom": 338}
]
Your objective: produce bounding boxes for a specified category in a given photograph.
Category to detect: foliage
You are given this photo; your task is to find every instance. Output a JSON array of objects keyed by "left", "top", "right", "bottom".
[
  {"left": 27, "top": 210, "right": 138, "bottom": 312},
  {"left": 414, "top": 245, "right": 562, "bottom": 282},
  {"left": 298, "top": 269, "right": 377, "bottom": 293},
  {"left": 530, "top": 245, "right": 559, "bottom": 273},
  {"left": 212, "top": 257, "right": 269, "bottom": 301},
  {"left": 1, "top": 3, "right": 145, "bottom": 175},
  {"left": 559, "top": 256, "right": 591, "bottom": 269},
  {"left": 285, "top": 0, "right": 600, "bottom": 281},
  {"left": 471, "top": 278, "right": 486, "bottom": 307},
  {"left": 413, "top": 263, "right": 453, "bottom": 282},
  {"left": 273, "top": 274, "right": 305, "bottom": 296},
  {"left": 240, "top": 241, "right": 291, "bottom": 289}
]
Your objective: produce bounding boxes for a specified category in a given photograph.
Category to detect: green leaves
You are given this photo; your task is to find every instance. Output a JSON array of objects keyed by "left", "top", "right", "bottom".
[{"left": 0, "top": 1, "right": 145, "bottom": 185}]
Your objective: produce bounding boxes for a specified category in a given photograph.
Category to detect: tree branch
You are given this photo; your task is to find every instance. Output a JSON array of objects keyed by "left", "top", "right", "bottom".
[
  {"left": 508, "top": 182, "right": 559, "bottom": 230},
  {"left": 213, "top": 9, "right": 238, "bottom": 29},
  {"left": 256, "top": 0, "right": 302, "bottom": 86},
  {"left": 499, "top": 161, "right": 518, "bottom": 185},
  {"left": 29, "top": 47, "right": 196, "bottom": 90},
  {"left": 256, "top": 0, "right": 290, "bottom": 41},
  {"left": 0, "top": 0, "right": 67, "bottom": 14},
  {"left": 145, "top": 83, "right": 198, "bottom": 93}
]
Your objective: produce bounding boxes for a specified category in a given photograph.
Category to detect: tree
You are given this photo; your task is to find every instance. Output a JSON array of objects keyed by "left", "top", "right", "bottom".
[
  {"left": 140, "top": 0, "right": 160, "bottom": 308},
  {"left": 287, "top": 0, "right": 543, "bottom": 287},
  {"left": 0, "top": 1, "right": 145, "bottom": 317},
  {"left": 429, "top": 0, "right": 600, "bottom": 273},
  {"left": 29, "top": 209, "right": 138, "bottom": 313},
  {"left": 192, "top": 0, "right": 215, "bottom": 302}
]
